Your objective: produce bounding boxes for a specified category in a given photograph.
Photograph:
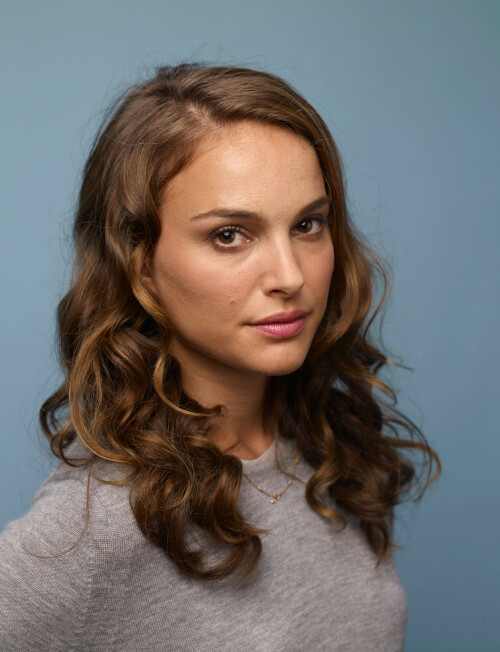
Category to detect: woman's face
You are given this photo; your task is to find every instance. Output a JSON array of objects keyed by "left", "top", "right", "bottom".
[{"left": 144, "top": 121, "right": 334, "bottom": 380}]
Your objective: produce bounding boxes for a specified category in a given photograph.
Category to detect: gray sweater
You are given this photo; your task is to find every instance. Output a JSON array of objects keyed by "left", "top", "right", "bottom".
[{"left": 0, "top": 435, "right": 408, "bottom": 651}]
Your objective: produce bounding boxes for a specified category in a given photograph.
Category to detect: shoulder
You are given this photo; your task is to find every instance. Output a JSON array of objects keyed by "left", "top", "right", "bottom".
[
  {"left": 2, "top": 438, "right": 144, "bottom": 554},
  {"left": 0, "top": 439, "right": 146, "bottom": 650},
  {"left": 0, "top": 460, "right": 92, "bottom": 648}
]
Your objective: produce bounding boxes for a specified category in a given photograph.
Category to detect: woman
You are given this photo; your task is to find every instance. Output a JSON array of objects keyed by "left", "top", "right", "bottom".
[{"left": 0, "top": 63, "right": 439, "bottom": 650}]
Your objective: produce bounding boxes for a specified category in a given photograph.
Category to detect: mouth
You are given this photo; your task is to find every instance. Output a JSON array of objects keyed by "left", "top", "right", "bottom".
[{"left": 248, "top": 310, "right": 308, "bottom": 338}]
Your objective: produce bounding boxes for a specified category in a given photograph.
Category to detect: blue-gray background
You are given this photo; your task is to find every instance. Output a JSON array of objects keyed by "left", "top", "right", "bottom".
[{"left": 1, "top": 1, "right": 498, "bottom": 650}]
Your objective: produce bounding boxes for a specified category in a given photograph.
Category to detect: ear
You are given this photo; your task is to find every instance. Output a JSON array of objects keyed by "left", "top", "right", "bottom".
[{"left": 140, "top": 255, "right": 157, "bottom": 295}]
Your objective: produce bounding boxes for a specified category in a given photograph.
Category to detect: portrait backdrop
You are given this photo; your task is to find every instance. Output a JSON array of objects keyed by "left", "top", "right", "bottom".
[{"left": 1, "top": 1, "right": 498, "bottom": 650}]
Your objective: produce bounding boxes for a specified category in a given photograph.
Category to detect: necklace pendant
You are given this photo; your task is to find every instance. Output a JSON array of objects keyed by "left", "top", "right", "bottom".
[{"left": 270, "top": 497, "right": 276, "bottom": 503}]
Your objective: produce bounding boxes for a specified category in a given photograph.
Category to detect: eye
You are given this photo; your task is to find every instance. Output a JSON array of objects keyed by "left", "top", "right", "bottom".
[
  {"left": 210, "top": 225, "right": 249, "bottom": 249},
  {"left": 293, "top": 216, "right": 330, "bottom": 236}
]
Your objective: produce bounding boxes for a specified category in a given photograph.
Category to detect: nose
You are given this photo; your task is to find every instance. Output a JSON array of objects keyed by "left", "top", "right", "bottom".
[{"left": 261, "top": 238, "right": 305, "bottom": 296}]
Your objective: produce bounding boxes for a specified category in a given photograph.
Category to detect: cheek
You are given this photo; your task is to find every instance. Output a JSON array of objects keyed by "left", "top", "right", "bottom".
[
  {"left": 307, "top": 246, "right": 335, "bottom": 297},
  {"left": 153, "top": 252, "right": 251, "bottom": 320}
]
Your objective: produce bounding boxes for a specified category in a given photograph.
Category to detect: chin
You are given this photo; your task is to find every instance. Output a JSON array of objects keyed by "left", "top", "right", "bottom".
[{"left": 251, "top": 352, "right": 308, "bottom": 377}]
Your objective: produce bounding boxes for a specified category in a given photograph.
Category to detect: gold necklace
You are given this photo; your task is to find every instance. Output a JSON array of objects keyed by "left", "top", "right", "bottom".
[{"left": 241, "top": 439, "right": 299, "bottom": 503}]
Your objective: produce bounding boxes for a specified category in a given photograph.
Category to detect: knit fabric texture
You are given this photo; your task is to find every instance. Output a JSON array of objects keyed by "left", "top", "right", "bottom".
[{"left": 0, "top": 436, "right": 408, "bottom": 651}]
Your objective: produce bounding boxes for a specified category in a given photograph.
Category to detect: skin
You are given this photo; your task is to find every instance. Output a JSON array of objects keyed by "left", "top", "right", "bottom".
[{"left": 143, "top": 121, "right": 334, "bottom": 459}]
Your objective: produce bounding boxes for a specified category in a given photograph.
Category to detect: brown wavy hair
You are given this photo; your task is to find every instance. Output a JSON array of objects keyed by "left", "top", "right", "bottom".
[{"left": 40, "top": 62, "right": 440, "bottom": 583}]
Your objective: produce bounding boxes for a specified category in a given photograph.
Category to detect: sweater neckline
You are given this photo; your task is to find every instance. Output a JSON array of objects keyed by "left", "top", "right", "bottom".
[{"left": 240, "top": 437, "right": 280, "bottom": 470}]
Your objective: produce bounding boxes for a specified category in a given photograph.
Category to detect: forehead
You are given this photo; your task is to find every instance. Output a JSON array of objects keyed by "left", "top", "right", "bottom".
[{"left": 160, "top": 121, "right": 326, "bottom": 219}]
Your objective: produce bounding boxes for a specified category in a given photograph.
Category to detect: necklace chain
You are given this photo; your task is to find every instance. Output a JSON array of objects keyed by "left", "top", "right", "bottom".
[{"left": 241, "top": 439, "right": 299, "bottom": 503}]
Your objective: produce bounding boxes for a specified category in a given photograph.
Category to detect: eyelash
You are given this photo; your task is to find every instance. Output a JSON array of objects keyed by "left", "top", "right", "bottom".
[{"left": 209, "top": 215, "right": 332, "bottom": 250}]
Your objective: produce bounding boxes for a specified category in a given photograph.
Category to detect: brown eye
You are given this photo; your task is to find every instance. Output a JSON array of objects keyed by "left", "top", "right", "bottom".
[
  {"left": 218, "top": 229, "right": 236, "bottom": 244},
  {"left": 210, "top": 226, "right": 248, "bottom": 249},
  {"left": 293, "top": 217, "right": 329, "bottom": 237},
  {"left": 296, "top": 219, "right": 313, "bottom": 233}
]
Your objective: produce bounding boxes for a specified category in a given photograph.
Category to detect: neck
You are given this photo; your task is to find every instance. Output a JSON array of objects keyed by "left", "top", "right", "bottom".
[{"left": 173, "top": 344, "right": 276, "bottom": 461}]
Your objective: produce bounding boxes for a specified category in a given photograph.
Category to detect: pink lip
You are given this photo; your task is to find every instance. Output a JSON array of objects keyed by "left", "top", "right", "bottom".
[
  {"left": 249, "top": 311, "right": 308, "bottom": 339},
  {"left": 251, "top": 310, "right": 308, "bottom": 325}
]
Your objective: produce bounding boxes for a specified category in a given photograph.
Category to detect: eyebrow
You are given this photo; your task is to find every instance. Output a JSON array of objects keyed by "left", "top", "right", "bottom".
[{"left": 190, "top": 196, "right": 330, "bottom": 223}]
